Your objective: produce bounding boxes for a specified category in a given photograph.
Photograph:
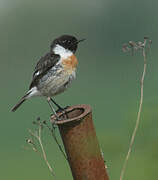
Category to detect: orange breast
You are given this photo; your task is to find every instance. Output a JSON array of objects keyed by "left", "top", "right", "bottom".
[{"left": 62, "top": 55, "right": 78, "bottom": 71}]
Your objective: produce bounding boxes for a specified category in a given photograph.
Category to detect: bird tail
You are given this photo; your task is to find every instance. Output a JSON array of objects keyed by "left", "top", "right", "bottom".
[{"left": 11, "top": 93, "right": 30, "bottom": 112}]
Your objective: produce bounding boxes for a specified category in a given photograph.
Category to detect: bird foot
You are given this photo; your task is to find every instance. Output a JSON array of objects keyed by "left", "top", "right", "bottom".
[
  {"left": 56, "top": 106, "right": 69, "bottom": 119},
  {"left": 50, "top": 113, "right": 61, "bottom": 122}
]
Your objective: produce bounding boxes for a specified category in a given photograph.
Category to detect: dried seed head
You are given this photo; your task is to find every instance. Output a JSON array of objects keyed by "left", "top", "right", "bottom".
[
  {"left": 32, "top": 121, "right": 37, "bottom": 125},
  {"left": 137, "top": 41, "right": 142, "bottom": 46},
  {"left": 43, "top": 120, "right": 47, "bottom": 124},
  {"left": 144, "top": 36, "right": 149, "bottom": 40},
  {"left": 129, "top": 41, "right": 134, "bottom": 47},
  {"left": 26, "top": 139, "right": 33, "bottom": 144},
  {"left": 122, "top": 44, "right": 127, "bottom": 52},
  {"left": 37, "top": 117, "right": 40, "bottom": 121}
]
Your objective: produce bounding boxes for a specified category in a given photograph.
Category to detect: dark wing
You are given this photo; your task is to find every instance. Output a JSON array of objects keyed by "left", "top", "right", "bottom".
[{"left": 29, "top": 52, "right": 60, "bottom": 89}]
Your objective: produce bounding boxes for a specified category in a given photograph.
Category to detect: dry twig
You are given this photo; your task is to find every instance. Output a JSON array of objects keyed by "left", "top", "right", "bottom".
[
  {"left": 27, "top": 119, "right": 56, "bottom": 177},
  {"left": 43, "top": 120, "right": 67, "bottom": 160},
  {"left": 120, "top": 37, "right": 151, "bottom": 180}
]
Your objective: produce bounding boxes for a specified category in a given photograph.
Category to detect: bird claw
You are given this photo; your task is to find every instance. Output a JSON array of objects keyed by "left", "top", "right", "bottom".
[
  {"left": 56, "top": 106, "right": 69, "bottom": 119},
  {"left": 50, "top": 113, "right": 61, "bottom": 122}
]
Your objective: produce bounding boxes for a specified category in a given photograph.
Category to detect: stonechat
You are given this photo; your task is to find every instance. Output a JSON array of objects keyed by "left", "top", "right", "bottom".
[{"left": 11, "top": 35, "right": 85, "bottom": 112}]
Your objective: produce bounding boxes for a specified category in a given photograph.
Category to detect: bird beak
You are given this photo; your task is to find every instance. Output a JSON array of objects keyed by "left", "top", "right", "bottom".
[{"left": 77, "top": 39, "right": 86, "bottom": 43}]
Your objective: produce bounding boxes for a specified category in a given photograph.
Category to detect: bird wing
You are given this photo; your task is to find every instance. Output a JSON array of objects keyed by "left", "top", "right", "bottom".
[{"left": 29, "top": 52, "right": 60, "bottom": 89}]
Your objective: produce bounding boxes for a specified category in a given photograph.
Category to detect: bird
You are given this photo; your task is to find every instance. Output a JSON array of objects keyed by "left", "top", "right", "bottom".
[{"left": 11, "top": 35, "right": 85, "bottom": 112}]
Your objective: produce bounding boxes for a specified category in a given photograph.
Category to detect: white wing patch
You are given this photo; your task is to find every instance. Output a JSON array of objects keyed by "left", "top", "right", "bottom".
[{"left": 34, "top": 71, "right": 40, "bottom": 76}]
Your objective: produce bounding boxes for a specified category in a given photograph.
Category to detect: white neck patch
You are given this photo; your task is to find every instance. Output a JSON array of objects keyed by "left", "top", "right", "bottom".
[{"left": 53, "top": 44, "right": 73, "bottom": 58}]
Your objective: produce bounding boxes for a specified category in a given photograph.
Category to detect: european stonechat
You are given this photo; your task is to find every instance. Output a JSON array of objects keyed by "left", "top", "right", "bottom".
[{"left": 11, "top": 35, "right": 85, "bottom": 112}]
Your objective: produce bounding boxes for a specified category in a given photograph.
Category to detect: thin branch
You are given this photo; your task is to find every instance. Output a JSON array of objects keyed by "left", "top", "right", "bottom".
[
  {"left": 26, "top": 102, "right": 68, "bottom": 178},
  {"left": 120, "top": 38, "right": 150, "bottom": 180},
  {"left": 28, "top": 125, "right": 56, "bottom": 177},
  {"left": 43, "top": 121, "right": 68, "bottom": 160},
  {"left": 38, "top": 125, "right": 56, "bottom": 177}
]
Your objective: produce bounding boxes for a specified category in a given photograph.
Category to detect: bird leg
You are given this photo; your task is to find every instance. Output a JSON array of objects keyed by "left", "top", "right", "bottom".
[
  {"left": 50, "top": 98, "right": 63, "bottom": 110},
  {"left": 50, "top": 98, "right": 69, "bottom": 118},
  {"left": 47, "top": 97, "right": 60, "bottom": 122},
  {"left": 46, "top": 98, "right": 67, "bottom": 160}
]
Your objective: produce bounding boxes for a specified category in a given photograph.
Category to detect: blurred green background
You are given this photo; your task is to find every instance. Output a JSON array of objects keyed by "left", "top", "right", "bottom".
[{"left": 1, "top": 0, "right": 158, "bottom": 179}]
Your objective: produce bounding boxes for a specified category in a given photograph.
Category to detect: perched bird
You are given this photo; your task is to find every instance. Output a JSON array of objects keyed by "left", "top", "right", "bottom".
[{"left": 11, "top": 35, "right": 85, "bottom": 112}]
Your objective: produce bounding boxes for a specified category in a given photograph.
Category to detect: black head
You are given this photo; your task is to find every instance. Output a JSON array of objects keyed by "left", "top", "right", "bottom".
[{"left": 51, "top": 35, "right": 85, "bottom": 53}]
